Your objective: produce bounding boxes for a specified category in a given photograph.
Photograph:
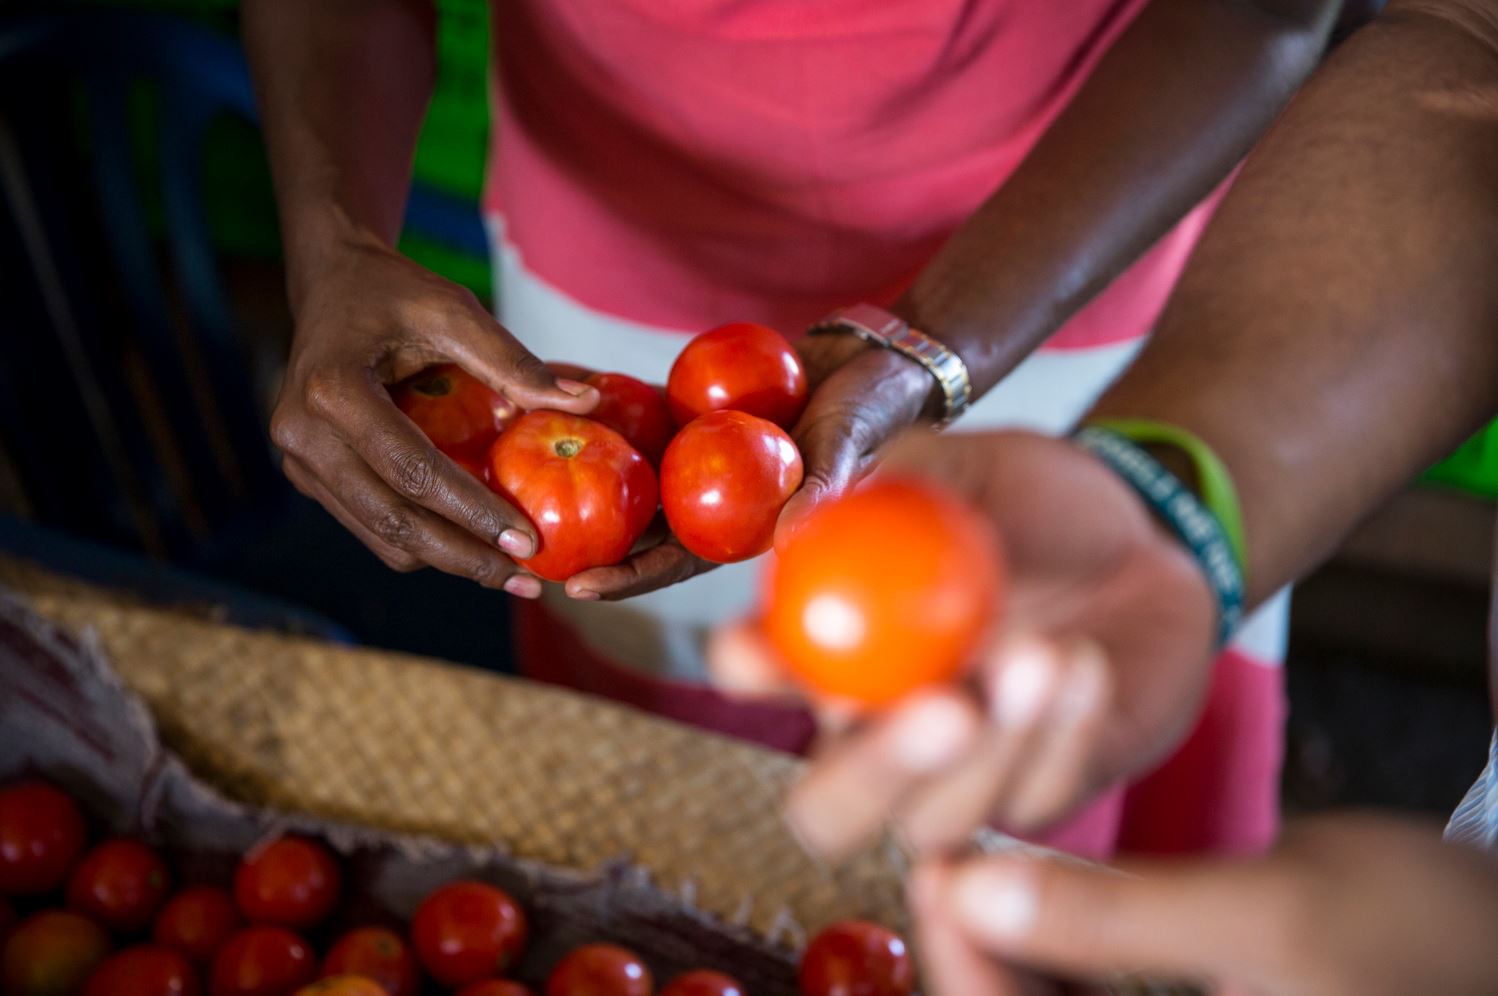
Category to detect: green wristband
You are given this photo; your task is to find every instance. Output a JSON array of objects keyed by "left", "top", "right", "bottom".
[{"left": 1083, "top": 418, "right": 1248, "bottom": 582}]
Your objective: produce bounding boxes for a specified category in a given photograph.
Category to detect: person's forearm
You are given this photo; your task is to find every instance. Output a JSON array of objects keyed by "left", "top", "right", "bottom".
[
  {"left": 242, "top": 0, "right": 437, "bottom": 311},
  {"left": 897, "top": 0, "right": 1353, "bottom": 397},
  {"left": 1089, "top": 0, "right": 1498, "bottom": 606}
]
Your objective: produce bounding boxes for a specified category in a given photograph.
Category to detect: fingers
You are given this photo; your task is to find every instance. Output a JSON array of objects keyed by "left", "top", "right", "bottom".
[
  {"left": 941, "top": 849, "right": 1281, "bottom": 985},
  {"left": 910, "top": 862, "right": 1036, "bottom": 996},
  {"left": 441, "top": 308, "right": 599, "bottom": 413},
  {"left": 706, "top": 621, "right": 799, "bottom": 698},
  {"left": 784, "top": 690, "right": 982, "bottom": 858},
  {"left": 284, "top": 455, "right": 420, "bottom": 572},
  {"left": 286, "top": 432, "right": 542, "bottom": 597},
  {"left": 563, "top": 538, "right": 712, "bottom": 601},
  {"left": 296, "top": 367, "right": 539, "bottom": 555}
]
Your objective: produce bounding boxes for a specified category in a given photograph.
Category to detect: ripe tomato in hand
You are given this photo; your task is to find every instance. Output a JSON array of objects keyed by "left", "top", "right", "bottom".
[
  {"left": 293, "top": 978, "right": 386, "bottom": 996},
  {"left": 666, "top": 322, "right": 808, "bottom": 430},
  {"left": 154, "top": 886, "right": 243, "bottom": 965},
  {"left": 392, "top": 363, "right": 519, "bottom": 462},
  {"left": 456, "top": 983, "right": 535, "bottom": 996},
  {"left": 659, "top": 969, "right": 744, "bottom": 996},
  {"left": 234, "top": 837, "right": 341, "bottom": 930},
  {"left": 660, "top": 410, "right": 803, "bottom": 563},
  {"left": 1, "top": 910, "right": 112, "bottom": 996},
  {"left": 66, "top": 838, "right": 171, "bottom": 935},
  {"left": 321, "top": 927, "right": 419, "bottom": 996},
  {"left": 488, "top": 411, "right": 658, "bottom": 581},
  {"left": 411, "top": 881, "right": 528, "bottom": 988},
  {"left": 763, "top": 478, "right": 1002, "bottom": 707},
  {"left": 84, "top": 945, "right": 200, "bottom": 996},
  {"left": 545, "top": 944, "right": 652, "bottom": 996},
  {"left": 799, "top": 921, "right": 914, "bottom": 996},
  {"left": 584, "top": 372, "right": 675, "bottom": 465},
  {"left": 210, "top": 926, "right": 316, "bottom": 996},
  {"left": 0, "top": 781, "right": 87, "bottom": 896}
]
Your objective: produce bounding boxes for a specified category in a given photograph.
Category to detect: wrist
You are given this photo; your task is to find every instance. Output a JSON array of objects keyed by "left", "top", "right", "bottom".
[{"left": 282, "top": 202, "right": 394, "bottom": 315}]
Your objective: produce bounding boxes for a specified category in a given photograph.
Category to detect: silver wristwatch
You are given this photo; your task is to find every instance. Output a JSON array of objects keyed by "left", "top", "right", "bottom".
[{"left": 808, "top": 303, "right": 972, "bottom": 428}]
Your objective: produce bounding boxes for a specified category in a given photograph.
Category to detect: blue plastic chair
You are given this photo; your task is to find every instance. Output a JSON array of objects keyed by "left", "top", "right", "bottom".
[{"left": 0, "top": 9, "right": 489, "bottom": 557}]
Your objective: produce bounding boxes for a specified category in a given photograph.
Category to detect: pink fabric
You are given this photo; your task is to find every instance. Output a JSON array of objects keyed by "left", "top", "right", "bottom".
[
  {"left": 485, "top": 0, "right": 1216, "bottom": 349},
  {"left": 517, "top": 600, "right": 1283, "bottom": 860}
]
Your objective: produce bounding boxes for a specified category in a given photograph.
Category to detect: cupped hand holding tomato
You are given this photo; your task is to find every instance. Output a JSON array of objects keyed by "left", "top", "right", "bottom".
[
  {"left": 66, "top": 838, "right": 172, "bottom": 935},
  {"left": 488, "top": 412, "right": 657, "bottom": 582},
  {"left": 710, "top": 430, "right": 1218, "bottom": 861}
]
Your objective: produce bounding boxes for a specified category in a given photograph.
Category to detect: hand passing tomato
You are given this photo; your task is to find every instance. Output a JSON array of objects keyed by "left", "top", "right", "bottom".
[
  {"left": 667, "top": 323, "right": 808, "bottom": 430},
  {"left": 661, "top": 410, "right": 803, "bottom": 563},
  {"left": 763, "top": 478, "right": 1002, "bottom": 707},
  {"left": 392, "top": 364, "right": 519, "bottom": 464},
  {"left": 545, "top": 944, "right": 652, "bottom": 996},
  {"left": 0, "top": 781, "right": 87, "bottom": 896},
  {"left": 234, "top": 836, "right": 341, "bottom": 930},
  {"left": 489, "top": 411, "right": 658, "bottom": 581},
  {"left": 799, "top": 921, "right": 914, "bottom": 996},
  {"left": 84, "top": 945, "right": 201, "bottom": 996},
  {"left": 411, "top": 881, "right": 528, "bottom": 987},
  {"left": 67, "top": 838, "right": 172, "bottom": 934}
]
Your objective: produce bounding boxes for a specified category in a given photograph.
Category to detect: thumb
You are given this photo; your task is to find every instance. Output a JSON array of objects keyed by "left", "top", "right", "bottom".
[
  {"left": 445, "top": 310, "right": 599, "bottom": 414},
  {"left": 942, "top": 850, "right": 1279, "bottom": 985}
]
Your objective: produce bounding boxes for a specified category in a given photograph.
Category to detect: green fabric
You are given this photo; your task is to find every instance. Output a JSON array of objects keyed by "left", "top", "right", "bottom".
[{"left": 1084, "top": 417, "right": 1249, "bottom": 582}]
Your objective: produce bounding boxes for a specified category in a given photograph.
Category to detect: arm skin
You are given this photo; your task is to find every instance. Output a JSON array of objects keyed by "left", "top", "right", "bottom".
[
  {"left": 780, "top": 0, "right": 1377, "bottom": 548},
  {"left": 243, "top": 1, "right": 598, "bottom": 598},
  {"left": 1087, "top": 0, "right": 1498, "bottom": 608}
]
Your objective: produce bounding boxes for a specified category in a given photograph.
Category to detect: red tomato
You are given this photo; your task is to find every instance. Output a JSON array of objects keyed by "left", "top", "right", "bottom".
[
  {"left": 0, "top": 781, "right": 88, "bottom": 896},
  {"left": 320, "top": 927, "right": 419, "bottom": 996},
  {"left": 798, "top": 921, "right": 914, "bottom": 996},
  {"left": 659, "top": 969, "right": 745, "bottom": 996},
  {"left": 233, "top": 837, "right": 341, "bottom": 930},
  {"left": 585, "top": 372, "right": 675, "bottom": 465},
  {"left": 1, "top": 910, "right": 112, "bottom": 996},
  {"left": 453, "top": 451, "right": 491, "bottom": 483},
  {"left": 666, "top": 322, "right": 807, "bottom": 430},
  {"left": 210, "top": 926, "right": 316, "bottom": 996},
  {"left": 456, "top": 983, "right": 535, "bottom": 996},
  {"left": 84, "top": 944, "right": 200, "bottom": 996},
  {"left": 763, "top": 478, "right": 1002, "bottom": 707},
  {"left": 659, "top": 410, "right": 803, "bottom": 563},
  {"left": 66, "top": 838, "right": 171, "bottom": 935},
  {"left": 293, "top": 979, "right": 386, "bottom": 996},
  {"left": 154, "top": 886, "right": 243, "bottom": 966},
  {"left": 545, "top": 944, "right": 652, "bottom": 996},
  {"left": 410, "top": 881, "right": 528, "bottom": 988},
  {"left": 488, "top": 411, "right": 658, "bottom": 581},
  {"left": 392, "top": 364, "right": 519, "bottom": 462}
]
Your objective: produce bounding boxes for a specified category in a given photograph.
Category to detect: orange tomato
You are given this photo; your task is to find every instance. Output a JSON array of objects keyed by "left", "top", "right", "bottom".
[
  {"left": 762, "top": 478, "right": 1003, "bottom": 707},
  {"left": 293, "top": 977, "right": 387, "bottom": 996}
]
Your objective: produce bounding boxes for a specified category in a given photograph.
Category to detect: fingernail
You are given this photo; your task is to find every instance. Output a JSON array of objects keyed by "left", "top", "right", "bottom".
[
  {"left": 499, "top": 529, "right": 535, "bottom": 558},
  {"left": 570, "top": 588, "right": 600, "bottom": 601},
  {"left": 890, "top": 695, "right": 975, "bottom": 772},
  {"left": 993, "top": 644, "right": 1057, "bottom": 728},
  {"left": 953, "top": 863, "right": 1037, "bottom": 941},
  {"left": 504, "top": 575, "right": 542, "bottom": 598},
  {"left": 556, "top": 378, "right": 594, "bottom": 397}
]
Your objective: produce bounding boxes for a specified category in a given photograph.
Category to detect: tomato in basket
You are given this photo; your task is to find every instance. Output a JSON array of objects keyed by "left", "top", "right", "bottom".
[
  {"left": 546, "top": 943, "right": 653, "bottom": 996},
  {"left": 799, "top": 920, "right": 914, "bottom": 996},
  {"left": 83, "top": 944, "right": 200, "bottom": 996},
  {"left": 0, "top": 780, "right": 88, "bottom": 896},
  {"left": 659, "top": 969, "right": 745, "bottom": 995},
  {"left": 154, "top": 886, "right": 243, "bottom": 966},
  {"left": 210, "top": 925, "right": 317, "bottom": 996},
  {"left": 67, "top": 838, "right": 172, "bottom": 935},
  {"left": 456, "top": 982, "right": 536, "bottom": 996},
  {"left": 411, "top": 880, "right": 529, "bottom": 987},
  {"left": 321, "top": 926, "right": 419, "bottom": 996},
  {"left": 294, "top": 978, "right": 387, "bottom": 996},
  {"left": 1, "top": 910, "right": 112, "bottom": 996},
  {"left": 234, "top": 836, "right": 342, "bottom": 930}
]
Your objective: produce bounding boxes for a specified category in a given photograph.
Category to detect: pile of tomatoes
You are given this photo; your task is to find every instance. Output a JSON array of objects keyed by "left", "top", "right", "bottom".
[
  {"left": 393, "top": 322, "right": 808, "bottom": 581},
  {"left": 0, "top": 779, "right": 913, "bottom": 996}
]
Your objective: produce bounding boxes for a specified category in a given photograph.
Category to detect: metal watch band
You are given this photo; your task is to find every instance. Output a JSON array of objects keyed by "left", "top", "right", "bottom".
[{"left": 807, "top": 303, "right": 972, "bottom": 428}]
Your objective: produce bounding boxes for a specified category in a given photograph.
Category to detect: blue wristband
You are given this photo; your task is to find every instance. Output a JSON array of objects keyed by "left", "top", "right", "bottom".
[{"left": 1072, "top": 426, "right": 1245, "bottom": 646}]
